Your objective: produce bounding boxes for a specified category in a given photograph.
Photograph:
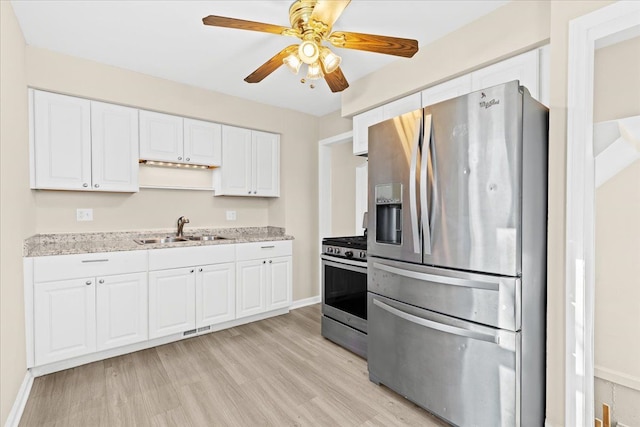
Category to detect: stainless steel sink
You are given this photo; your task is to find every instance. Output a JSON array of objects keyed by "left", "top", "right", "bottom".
[
  {"left": 134, "top": 237, "right": 189, "bottom": 245},
  {"left": 184, "top": 235, "right": 228, "bottom": 241}
]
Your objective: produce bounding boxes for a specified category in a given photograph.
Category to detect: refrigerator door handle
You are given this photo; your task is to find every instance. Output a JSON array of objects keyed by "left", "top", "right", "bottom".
[
  {"left": 373, "top": 298, "right": 500, "bottom": 344},
  {"left": 373, "top": 262, "right": 500, "bottom": 291},
  {"left": 409, "top": 115, "right": 422, "bottom": 254},
  {"left": 421, "top": 113, "right": 433, "bottom": 255}
]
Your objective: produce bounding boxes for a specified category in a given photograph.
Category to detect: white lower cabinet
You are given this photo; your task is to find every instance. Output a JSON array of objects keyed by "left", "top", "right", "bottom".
[
  {"left": 236, "top": 241, "right": 293, "bottom": 319},
  {"left": 148, "top": 267, "right": 196, "bottom": 339},
  {"left": 34, "top": 278, "right": 97, "bottom": 366},
  {"left": 96, "top": 272, "right": 147, "bottom": 351},
  {"left": 196, "top": 262, "right": 235, "bottom": 327}
]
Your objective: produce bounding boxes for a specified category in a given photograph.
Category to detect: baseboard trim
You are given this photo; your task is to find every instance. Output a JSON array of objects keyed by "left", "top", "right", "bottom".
[
  {"left": 4, "top": 371, "right": 34, "bottom": 427},
  {"left": 290, "top": 295, "right": 320, "bottom": 309},
  {"left": 545, "top": 419, "right": 553, "bottom": 427}
]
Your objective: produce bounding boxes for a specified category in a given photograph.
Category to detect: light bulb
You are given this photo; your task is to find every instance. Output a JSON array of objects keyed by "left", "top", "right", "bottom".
[
  {"left": 298, "top": 40, "right": 319, "bottom": 64},
  {"left": 319, "top": 47, "right": 341, "bottom": 74},
  {"left": 283, "top": 53, "right": 302, "bottom": 74},
  {"left": 306, "top": 61, "right": 323, "bottom": 80}
]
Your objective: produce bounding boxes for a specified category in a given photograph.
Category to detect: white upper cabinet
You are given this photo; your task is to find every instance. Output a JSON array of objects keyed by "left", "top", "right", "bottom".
[
  {"left": 216, "top": 125, "right": 280, "bottom": 197},
  {"left": 354, "top": 48, "right": 546, "bottom": 155},
  {"left": 140, "top": 111, "right": 222, "bottom": 167},
  {"left": 183, "top": 118, "right": 222, "bottom": 166},
  {"left": 471, "top": 49, "right": 539, "bottom": 99},
  {"left": 32, "top": 90, "right": 92, "bottom": 190},
  {"left": 252, "top": 130, "right": 280, "bottom": 197},
  {"left": 139, "top": 110, "right": 184, "bottom": 163},
  {"left": 31, "top": 90, "right": 139, "bottom": 192},
  {"left": 91, "top": 101, "right": 139, "bottom": 192},
  {"left": 422, "top": 74, "right": 473, "bottom": 107}
]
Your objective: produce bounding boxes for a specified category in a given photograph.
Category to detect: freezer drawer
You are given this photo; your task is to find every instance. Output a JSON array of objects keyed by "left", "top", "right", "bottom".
[
  {"left": 368, "top": 257, "right": 520, "bottom": 331},
  {"left": 368, "top": 293, "right": 520, "bottom": 427}
]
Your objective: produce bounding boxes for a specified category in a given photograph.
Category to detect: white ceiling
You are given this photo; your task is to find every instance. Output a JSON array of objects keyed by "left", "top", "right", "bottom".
[{"left": 11, "top": 0, "right": 508, "bottom": 116}]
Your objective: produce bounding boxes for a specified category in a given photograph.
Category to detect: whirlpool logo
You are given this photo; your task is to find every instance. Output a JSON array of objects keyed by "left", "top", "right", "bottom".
[{"left": 479, "top": 92, "right": 500, "bottom": 109}]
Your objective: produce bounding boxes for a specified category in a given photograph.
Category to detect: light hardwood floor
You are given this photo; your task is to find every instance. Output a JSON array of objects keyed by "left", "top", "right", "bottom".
[{"left": 20, "top": 304, "right": 448, "bottom": 426}]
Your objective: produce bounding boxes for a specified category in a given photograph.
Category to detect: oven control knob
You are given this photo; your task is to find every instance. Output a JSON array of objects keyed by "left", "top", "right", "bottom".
[
  {"left": 327, "top": 247, "right": 333, "bottom": 253},
  {"left": 360, "top": 251, "right": 366, "bottom": 258},
  {"left": 334, "top": 248, "right": 341, "bottom": 254},
  {"left": 345, "top": 251, "right": 353, "bottom": 259}
]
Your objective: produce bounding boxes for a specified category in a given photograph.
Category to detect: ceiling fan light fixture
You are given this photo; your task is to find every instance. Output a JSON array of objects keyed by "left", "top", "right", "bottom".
[
  {"left": 306, "top": 61, "right": 324, "bottom": 80},
  {"left": 283, "top": 53, "right": 302, "bottom": 74},
  {"left": 319, "top": 47, "right": 341, "bottom": 74},
  {"left": 298, "top": 40, "right": 319, "bottom": 64}
]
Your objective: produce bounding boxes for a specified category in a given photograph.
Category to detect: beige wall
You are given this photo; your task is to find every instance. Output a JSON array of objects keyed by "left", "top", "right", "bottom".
[
  {"left": 593, "top": 34, "right": 640, "bottom": 426},
  {"left": 594, "top": 36, "right": 640, "bottom": 123},
  {"left": 318, "top": 109, "right": 352, "bottom": 140},
  {"left": 0, "top": 2, "right": 36, "bottom": 424},
  {"left": 330, "top": 142, "right": 367, "bottom": 236},
  {"left": 25, "top": 47, "right": 320, "bottom": 302},
  {"left": 341, "top": 0, "right": 551, "bottom": 116}
]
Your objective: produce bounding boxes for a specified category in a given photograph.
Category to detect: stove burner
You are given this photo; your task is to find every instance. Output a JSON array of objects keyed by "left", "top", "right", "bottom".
[{"left": 322, "top": 235, "right": 367, "bottom": 250}]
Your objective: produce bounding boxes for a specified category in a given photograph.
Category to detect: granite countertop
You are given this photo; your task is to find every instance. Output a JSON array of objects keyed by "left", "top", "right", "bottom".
[{"left": 24, "top": 226, "right": 294, "bottom": 257}]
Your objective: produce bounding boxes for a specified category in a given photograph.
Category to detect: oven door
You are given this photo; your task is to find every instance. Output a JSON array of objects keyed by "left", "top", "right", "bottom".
[{"left": 321, "top": 256, "right": 368, "bottom": 333}]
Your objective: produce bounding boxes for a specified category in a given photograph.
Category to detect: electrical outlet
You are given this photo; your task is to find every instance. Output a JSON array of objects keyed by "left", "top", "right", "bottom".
[
  {"left": 76, "top": 208, "right": 93, "bottom": 221},
  {"left": 226, "top": 210, "right": 237, "bottom": 221}
]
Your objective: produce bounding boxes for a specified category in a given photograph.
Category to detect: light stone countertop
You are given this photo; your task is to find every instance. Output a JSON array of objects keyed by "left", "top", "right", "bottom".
[{"left": 24, "top": 226, "right": 293, "bottom": 257}]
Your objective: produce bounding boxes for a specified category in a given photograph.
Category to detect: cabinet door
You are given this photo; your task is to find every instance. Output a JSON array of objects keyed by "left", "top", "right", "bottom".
[
  {"left": 236, "top": 259, "right": 266, "bottom": 319},
  {"left": 382, "top": 93, "right": 422, "bottom": 120},
  {"left": 421, "top": 74, "right": 473, "bottom": 107},
  {"left": 149, "top": 268, "right": 196, "bottom": 339},
  {"left": 196, "top": 263, "right": 235, "bottom": 327},
  {"left": 219, "top": 125, "right": 252, "bottom": 195},
  {"left": 183, "top": 118, "right": 222, "bottom": 166},
  {"left": 471, "top": 49, "right": 539, "bottom": 100},
  {"left": 139, "top": 110, "right": 184, "bottom": 162},
  {"left": 33, "top": 90, "right": 92, "bottom": 190},
  {"left": 34, "top": 278, "right": 96, "bottom": 365},
  {"left": 352, "top": 107, "right": 383, "bottom": 156},
  {"left": 266, "top": 256, "right": 292, "bottom": 311},
  {"left": 96, "top": 272, "right": 148, "bottom": 351},
  {"left": 252, "top": 131, "right": 280, "bottom": 197},
  {"left": 91, "top": 101, "right": 139, "bottom": 192}
]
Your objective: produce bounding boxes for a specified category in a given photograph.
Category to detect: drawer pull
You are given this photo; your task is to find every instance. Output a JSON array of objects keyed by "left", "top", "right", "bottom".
[
  {"left": 373, "top": 299, "right": 499, "bottom": 344},
  {"left": 85, "top": 280, "right": 92, "bottom": 286},
  {"left": 81, "top": 259, "right": 109, "bottom": 263},
  {"left": 261, "top": 245, "right": 275, "bottom": 249}
]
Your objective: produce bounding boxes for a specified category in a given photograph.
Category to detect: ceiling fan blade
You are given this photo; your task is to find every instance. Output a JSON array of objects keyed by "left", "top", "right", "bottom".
[
  {"left": 244, "top": 45, "right": 298, "bottom": 83},
  {"left": 310, "top": 0, "right": 351, "bottom": 30},
  {"left": 328, "top": 31, "right": 418, "bottom": 58},
  {"left": 203, "top": 15, "right": 293, "bottom": 36},
  {"left": 324, "top": 67, "right": 349, "bottom": 93}
]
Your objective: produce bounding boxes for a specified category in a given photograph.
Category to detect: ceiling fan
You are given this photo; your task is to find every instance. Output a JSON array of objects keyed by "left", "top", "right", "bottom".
[{"left": 202, "top": 0, "right": 419, "bottom": 93}]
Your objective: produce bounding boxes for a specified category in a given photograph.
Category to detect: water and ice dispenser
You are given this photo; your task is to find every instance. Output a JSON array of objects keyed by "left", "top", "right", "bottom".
[{"left": 375, "top": 183, "right": 402, "bottom": 245}]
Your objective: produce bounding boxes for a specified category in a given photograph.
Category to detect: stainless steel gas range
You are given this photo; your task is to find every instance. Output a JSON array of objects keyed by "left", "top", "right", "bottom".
[{"left": 321, "top": 236, "right": 367, "bottom": 358}]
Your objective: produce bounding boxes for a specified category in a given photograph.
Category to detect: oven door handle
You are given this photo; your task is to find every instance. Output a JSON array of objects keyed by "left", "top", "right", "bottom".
[{"left": 321, "top": 256, "right": 367, "bottom": 272}]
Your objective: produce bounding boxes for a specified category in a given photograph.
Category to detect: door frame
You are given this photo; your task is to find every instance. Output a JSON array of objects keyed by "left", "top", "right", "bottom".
[
  {"left": 318, "top": 131, "right": 353, "bottom": 295},
  {"left": 565, "top": 2, "right": 640, "bottom": 425}
]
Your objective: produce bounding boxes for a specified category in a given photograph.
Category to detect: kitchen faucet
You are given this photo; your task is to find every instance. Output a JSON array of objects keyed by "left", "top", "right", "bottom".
[{"left": 176, "top": 216, "right": 190, "bottom": 237}]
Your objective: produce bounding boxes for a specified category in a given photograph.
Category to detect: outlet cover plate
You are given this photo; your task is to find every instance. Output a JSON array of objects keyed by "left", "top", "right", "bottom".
[
  {"left": 226, "top": 210, "right": 237, "bottom": 221},
  {"left": 77, "top": 208, "right": 93, "bottom": 221}
]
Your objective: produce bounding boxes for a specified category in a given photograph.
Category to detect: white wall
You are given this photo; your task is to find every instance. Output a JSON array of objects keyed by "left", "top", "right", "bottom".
[{"left": 0, "top": 2, "right": 36, "bottom": 423}]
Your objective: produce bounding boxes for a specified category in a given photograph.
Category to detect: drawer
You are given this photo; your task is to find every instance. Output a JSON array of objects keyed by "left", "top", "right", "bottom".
[
  {"left": 368, "top": 293, "right": 519, "bottom": 427},
  {"left": 235, "top": 240, "right": 292, "bottom": 261},
  {"left": 368, "top": 257, "right": 520, "bottom": 331},
  {"left": 34, "top": 251, "right": 148, "bottom": 283},
  {"left": 148, "top": 244, "right": 235, "bottom": 271}
]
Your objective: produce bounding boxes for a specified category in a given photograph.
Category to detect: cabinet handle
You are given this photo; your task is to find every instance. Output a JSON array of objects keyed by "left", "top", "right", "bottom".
[
  {"left": 178, "top": 156, "right": 183, "bottom": 161},
  {"left": 199, "top": 268, "right": 203, "bottom": 272},
  {"left": 82, "top": 259, "right": 109, "bottom": 263},
  {"left": 85, "top": 280, "right": 92, "bottom": 286},
  {"left": 98, "top": 279, "right": 105, "bottom": 284},
  {"left": 186, "top": 158, "right": 190, "bottom": 161},
  {"left": 94, "top": 184, "right": 100, "bottom": 188},
  {"left": 269, "top": 260, "right": 272, "bottom": 264},
  {"left": 263, "top": 260, "right": 266, "bottom": 264},
  {"left": 190, "top": 269, "right": 195, "bottom": 273},
  {"left": 82, "top": 183, "right": 88, "bottom": 188},
  {"left": 261, "top": 245, "right": 275, "bottom": 249},
  {"left": 248, "top": 191, "right": 251, "bottom": 194},
  {"left": 253, "top": 191, "right": 257, "bottom": 194}
]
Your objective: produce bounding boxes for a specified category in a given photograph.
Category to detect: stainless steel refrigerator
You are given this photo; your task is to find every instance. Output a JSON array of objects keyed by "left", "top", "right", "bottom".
[{"left": 367, "top": 81, "right": 548, "bottom": 427}]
